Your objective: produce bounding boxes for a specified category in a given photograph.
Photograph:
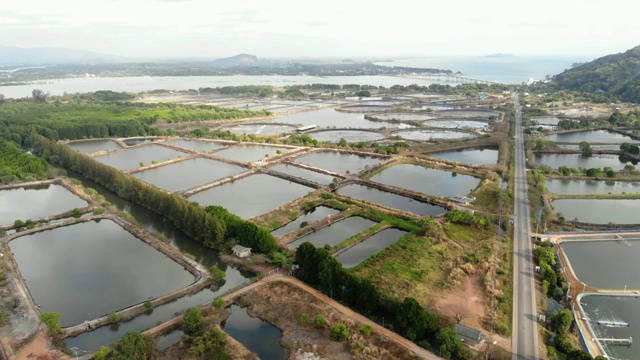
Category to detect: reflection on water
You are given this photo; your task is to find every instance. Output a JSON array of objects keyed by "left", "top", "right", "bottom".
[
  {"left": 0, "top": 184, "right": 88, "bottom": 226},
  {"left": 222, "top": 305, "right": 287, "bottom": 360}
]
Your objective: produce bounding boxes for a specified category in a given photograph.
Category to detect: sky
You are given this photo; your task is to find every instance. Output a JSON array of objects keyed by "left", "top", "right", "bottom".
[{"left": 1, "top": 0, "right": 638, "bottom": 60}]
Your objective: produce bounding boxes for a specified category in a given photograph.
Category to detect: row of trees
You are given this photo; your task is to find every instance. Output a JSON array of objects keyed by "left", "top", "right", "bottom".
[
  {"left": 30, "top": 132, "right": 277, "bottom": 253},
  {"left": 294, "top": 242, "right": 468, "bottom": 359}
]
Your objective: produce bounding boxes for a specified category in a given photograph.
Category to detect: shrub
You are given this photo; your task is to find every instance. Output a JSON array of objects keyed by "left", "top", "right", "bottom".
[
  {"left": 144, "top": 301, "right": 154, "bottom": 310},
  {"left": 300, "top": 313, "right": 310, "bottom": 326},
  {"left": 212, "top": 296, "right": 225, "bottom": 309},
  {"left": 108, "top": 312, "right": 119, "bottom": 323},
  {"left": 359, "top": 324, "right": 373, "bottom": 337},
  {"left": 330, "top": 323, "right": 349, "bottom": 341},
  {"left": 40, "top": 312, "right": 63, "bottom": 335},
  {"left": 209, "top": 264, "right": 226, "bottom": 282},
  {"left": 314, "top": 314, "right": 326, "bottom": 328},
  {"left": 182, "top": 307, "right": 203, "bottom": 336}
]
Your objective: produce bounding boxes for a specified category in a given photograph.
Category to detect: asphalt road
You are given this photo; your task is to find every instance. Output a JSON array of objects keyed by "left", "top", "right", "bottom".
[{"left": 512, "top": 94, "right": 540, "bottom": 360}]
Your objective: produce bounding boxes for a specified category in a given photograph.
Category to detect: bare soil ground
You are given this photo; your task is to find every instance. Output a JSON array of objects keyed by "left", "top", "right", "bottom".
[
  {"left": 237, "top": 281, "right": 424, "bottom": 360},
  {"left": 435, "top": 275, "right": 485, "bottom": 330}
]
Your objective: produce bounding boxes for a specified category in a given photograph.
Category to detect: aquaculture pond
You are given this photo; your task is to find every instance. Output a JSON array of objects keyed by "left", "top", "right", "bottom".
[
  {"left": 371, "top": 113, "right": 436, "bottom": 121},
  {"left": 133, "top": 157, "right": 246, "bottom": 193},
  {"left": 336, "top": 228, "right": 408, "bottom": 268},
  {"left": 437, "top": 109, "right": 499, "bottom": 118},
  {"left": 271, "top": 206, "right": 340, "bottom": 238},
  {"left": 391, "top": 129, "right": 477, "bottom": 141},
  {"left": 187, "top": 174, "right": 313, "bottom": 219},
  {"left": 212, "top": 144, "right": 290, "bottom": 163},
  {"left": 307, "top": 129, "right": 387, "bottom": 143},
  {"left": 370, "top": 163, "right": 481, "bottom": 198},
  {"left": 294, "top": 151, "right": 385, "bottom": 175},
  {"left": 269, "top": 164, "right": 336, "bottom": 185},
  {"left": 579, "top": 294, "right": 640, "bottom": 360},
  {"left": 287, "top": 216, "right": 377, "bottom": 249},
  {"left": 427, "top": 147, "right": 499, "bottom": 166},
  {"left": 270, "top": 107, "right": 413, "bottom": 129},
  {"left": 546, "top": 179, "right": 640, "bottom": 195},
  {"left": 552, "top": 199, "right": 640, "bottom": 224},
  {"left": 422, "top": 119, "right": 489, "bottom": 129},
  {"left": 220, "top": 123, "right": 298, "bottom": 135},
  {"left": 222, "top": 305, "right": 287, "bottom": 359},
  {"left": 0, "top": 184, "right": 88, "bottom": 226},
  {"left": 122, "top": 138, "right": 156, "bottom": 146},
  {"left": 9, "top": 219, "right": 195, "bottom": 326},
  {"left": 162, "top": 139, "right": 226, "bottom": 152},
  {"left": 65, "top": 178, "right": 255, "bottom": 353},
  {"left": 563, "top": 239, "right": 640, "bottom": 289},
  {"left": 93, "top": 144, "right": 187, "bottom": 171},
  {"left": 66, "top": 140, "right": 122, "bottom": 154},
  {"left": 336, "top": 184, "right": 447, "bottom": 216},
  {"left": 532, "top": 153, "right": 634, "bottom": 170},
  {"left": 545, "top": 130, "right": 639, "bottom": 143}
]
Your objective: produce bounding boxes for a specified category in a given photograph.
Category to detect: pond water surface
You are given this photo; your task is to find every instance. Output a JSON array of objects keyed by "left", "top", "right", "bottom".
[
  {"left": 336, "top": 184, "right": 447, "bottom": 216},
  {"left": 545, "top": 130, "right": 639, "bottom": 143},
  {"left": 270, "top": 107, "right": 413, "bottom": 129},
  {"left": 370, "top": 164, "right": 481, "bottom": 197},
  {"left": 9, "top": 219, "right": 195, "bottom": 326},
  {"left": 546, "top": 179, "right": 640, "bottom": 195},
  {"left": 271, "top": 206, "right": 339, "bottom": 238},
  {"left": 336, "top": 228, "right": 408, "bottom": 268},
  {"left": 222, "top": 305, "right": 287, "bottom": 359},
  {"left": 0, "top": 184, "right": 88, "bottom": 226},
  {"left": 392, "top": 129, "right": 477, "bottom": 141},
  {"left": 66, "top": 140, "right": 122, "bottom": 154},
  {"left": 269, "top": 164, "right": 336, "bottom": 185},
  {"left": 93, "top": 145, "right": 187, "bottom": 171},
  {"left": 212, "top": 144, "right": 290, "bottom": 163},
  {"left": 287, "top": 216, "right": 377, "bottom": 249},
  {"left": 308, "top": 129, "right": 387, "bottom": 143},
  {"left": 294, "top": 151, "right": 385, "bottom": 175},
  {"left": 532, "top": 153, "right": 633, "bottom": 170},
  {"left": 552, "top": 199, "right": 640, "bottom": 224},
  {"left": 427, "top": 148, "right": 498, "bottom": 166},
  {"left": 187, "top": 174, "right": 313, "bottom": 219},
  {"left": 563, "top": 240, "right": 640, "bottom": 289},
  {"left": 133, "top": 157, "right": 246, "bottom": 193},
  {"left": 162, "top": 139, "right": 226, "bottom": 152}
]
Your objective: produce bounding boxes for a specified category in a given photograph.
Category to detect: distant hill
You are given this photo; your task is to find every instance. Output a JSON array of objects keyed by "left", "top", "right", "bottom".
[
  {"left": 209, "top": 54, "right": 260, "bottom": 67},
  {"left": 0, "top": 46, "right": 121, "bottom": 66},
  {"left": 553, "top": 45, "right": 640, "bottom": 103}
]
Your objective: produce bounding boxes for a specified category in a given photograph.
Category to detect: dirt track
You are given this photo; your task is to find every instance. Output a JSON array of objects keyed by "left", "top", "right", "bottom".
[{"left": 144, "top": 273, "right": 442, "bottom": 360}]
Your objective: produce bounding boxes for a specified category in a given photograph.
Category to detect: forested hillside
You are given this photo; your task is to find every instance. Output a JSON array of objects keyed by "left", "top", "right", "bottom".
[{"left": 553, "top": 45, "right": 640, "bottom": 103}]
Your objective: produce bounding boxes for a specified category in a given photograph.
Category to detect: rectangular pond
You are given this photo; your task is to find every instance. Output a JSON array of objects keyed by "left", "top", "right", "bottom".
[
  {"left": 0, "top": 184, "right": 88, "bottom": 226},
  {"left": 370, "top": 163, "right": 481, "bottom": 198},
  {"left": 545, "top": 130, "right": 639, "bottom": 143},
  {"left": 269, "top": 163, "right": 336, "bottom": 185},
  {"left": 213, "top": 144, "right": 290, "bottom": 163},
  {"left": 580, "top": 294, "right": 640, "bottom": 360},
  {"left": 93, "top": 144, "right": 187, "bottom": 171},
  {"left": 162, "top": 139, "right": 226, "bottom": 152},
  {"left": 562, "top": 239, "right": 640, "bottom": 289},
  {"left": 294, "top": 151, "right": 385, "bottom": 175},
  {"left": 269, "top": 107, "right": 413, "bottom": 129},
  {"left": 426, "top": 147, "right": 499, "bottom": 166},
  {"left": 66, "top": 140, "right": 122, "bottom": 155},
  {"left": 9, "top": 219, "right": 195, "bottom": 326},
  {"left": 546, "top": 179, "right": 640, "bottom": 195},
  {"left": 287, "top": 216, "right": 377, "bottom": 249},
  {"left": 336, "top": 228, "right": 408, "bottom": 268},
  {"left": 271, "top": 206, "right": 339, "bottom": 238},
  {"left": 532, "top": 153, "right": 633, "bottom": 171},
  {"left": 133, "top": 157, "right": 246, "bottom": 193},
  {"left": 336, "top": 184, "right": 447, "bottom": 216},
  {"left": 552, "top": 199, "right": 640, "bottom": 224},
  {"left": 187, "top": 174, "right": 313, "bottom": 219}
]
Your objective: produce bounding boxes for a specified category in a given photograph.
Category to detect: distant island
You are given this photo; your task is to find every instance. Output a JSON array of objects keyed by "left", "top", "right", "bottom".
[{"left": 485, "top": 53, "right": 514, "bottom": 58}]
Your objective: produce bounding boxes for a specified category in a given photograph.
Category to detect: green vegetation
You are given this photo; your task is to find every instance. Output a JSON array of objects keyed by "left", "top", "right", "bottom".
[
  {"left": 553, "top": 44, "right": 640, "bottom": 103},
  {"left": 212, "top": 296, "right": 225, "bottom": 309},
  {"left": 107, "top": 312, "right": 120, "bottom": 323},
  {"left": 39, "top": 311, "right": 63, "bottom": 336},
  {"left": 29, "top": 133, "right": 277, "bottom": 254},
  {"left": 314, "top": 314, "right": 326, "bottom": 328},
  {"left": 359, "top": 324, "right": 373, "bottom": 336},
  {"left": 0, "top": 99, "right": 269, "bottom": 142},
  {"left": 0, "top": 307, "right": 9, "bottom": 326},
  {"left": 108, "top": 331, "right": 155, "bottom": 360},
  {"left": 208, "top": 264, "right": 226, "bottom": 282},
  {"left": 0, "top": 138, "right": 49, "bottom": 183},
  {"left": 300, "top": 313, "right": 310, "bottom": 326},
  {"left": 182, "top": 307, "right": 204, "bottom": 336},
  {"left": 185, "top": 327, "right": 230, "bottom": 359},
  {"left": 330, "top": 323, "right": 349, "bottom": 341},
  {"left": 143, "top": 301, "right": 154, "bottom": 310}
]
